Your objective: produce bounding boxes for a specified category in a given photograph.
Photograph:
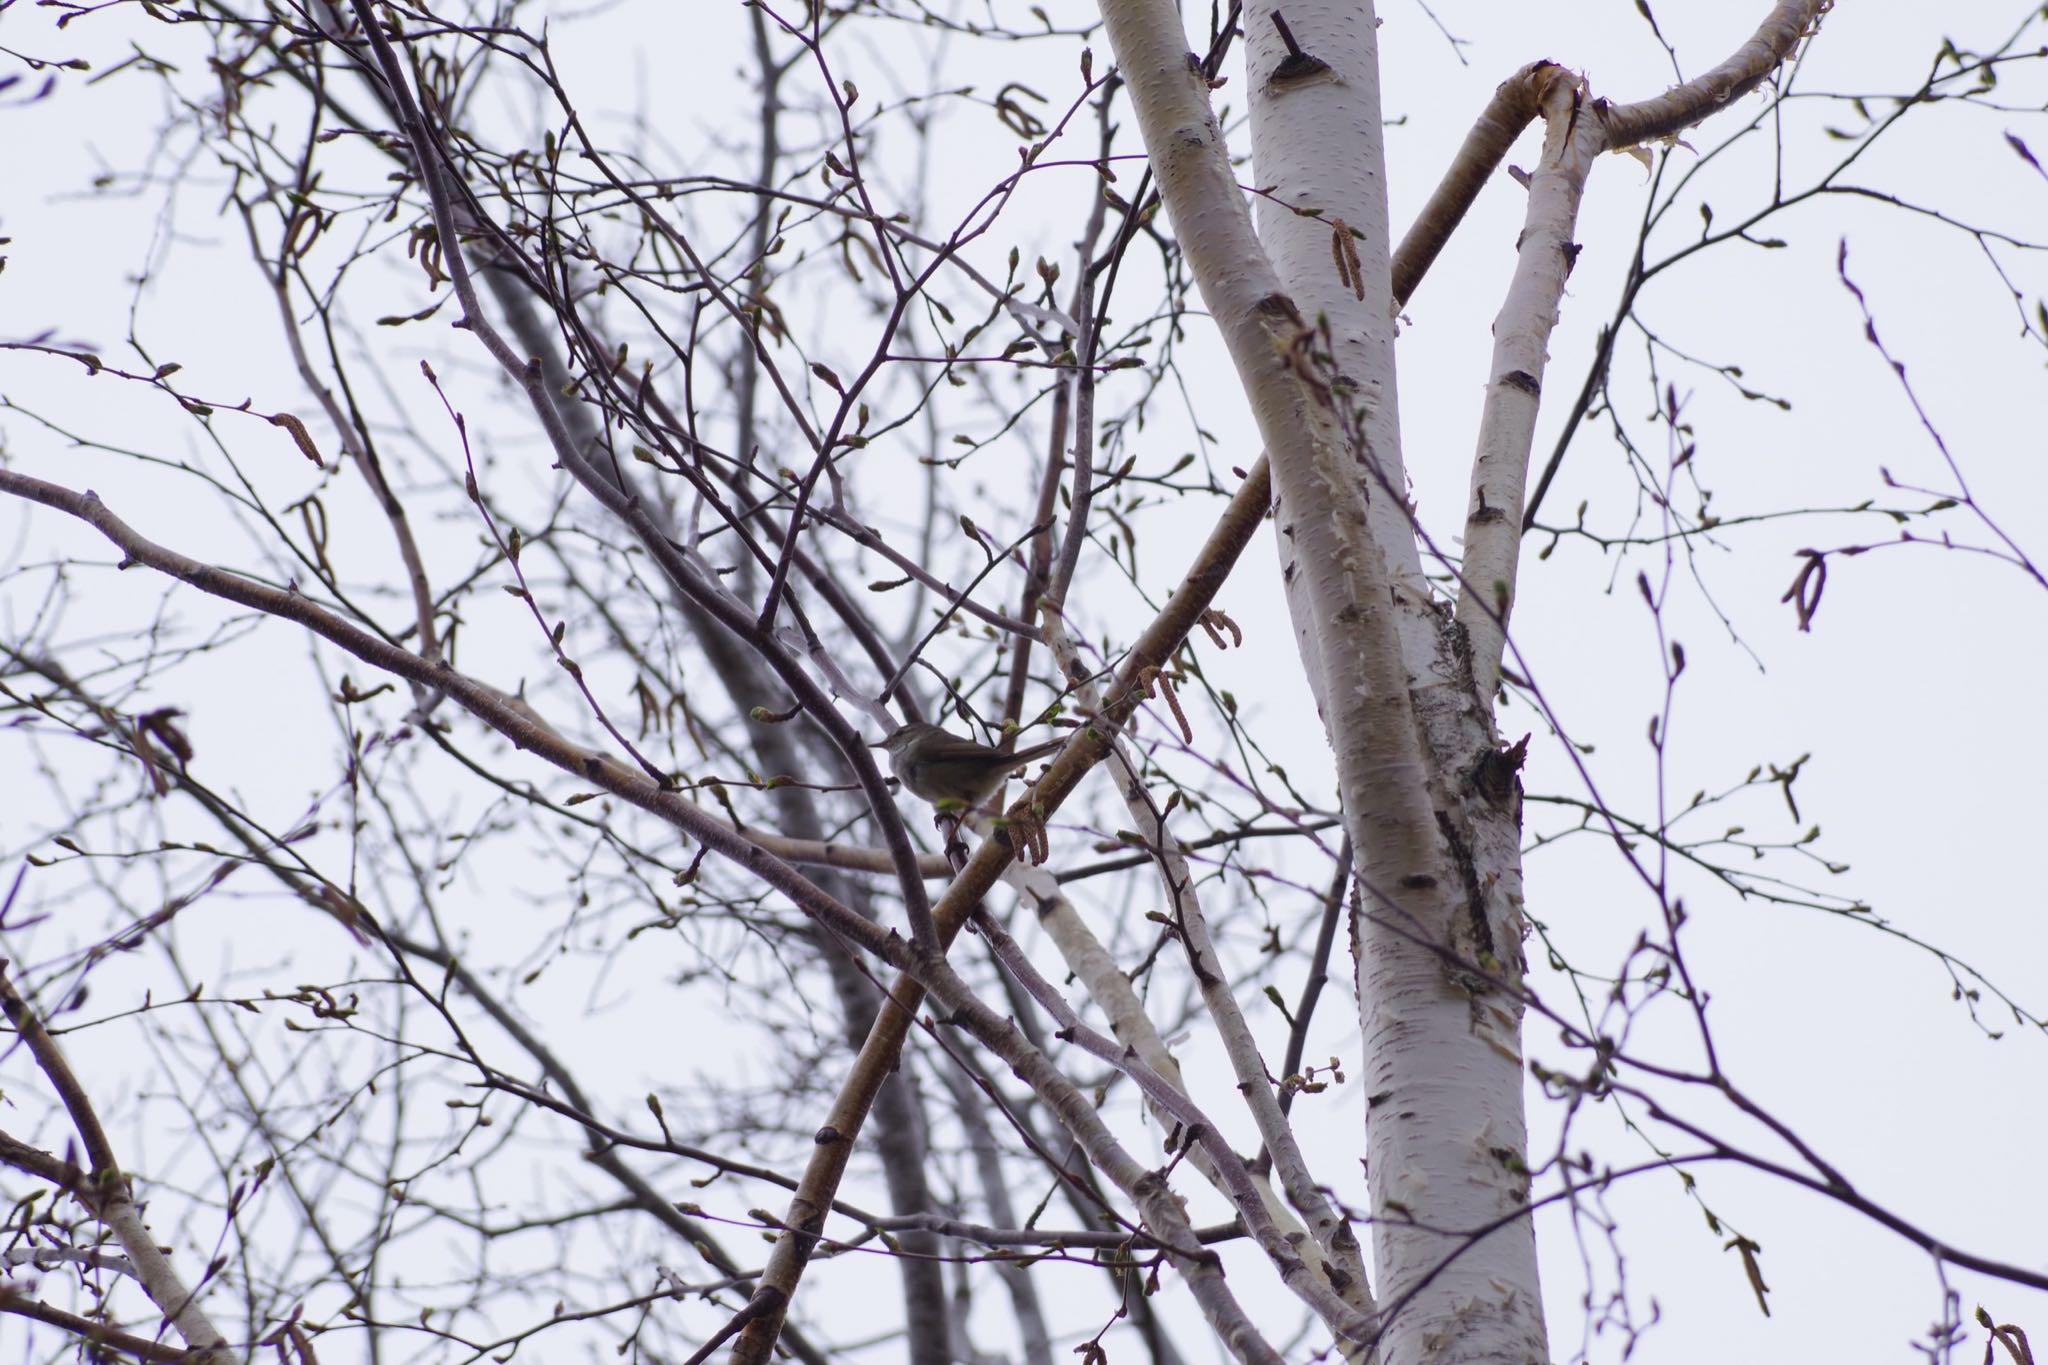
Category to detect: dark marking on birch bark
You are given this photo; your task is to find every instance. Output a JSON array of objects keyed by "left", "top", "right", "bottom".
[
  {"left": 1252, "top": 291, "right": 1304, "bottom": 324},
  {"left": 1433, "top": 809, "right": 1498, "bottom": 978},
  {"left": 1267, "top": 12, "right": 1333, "bottom": 86},
  {"left": 1471, "top": 734, "right": 1530, "bottom": 814}
]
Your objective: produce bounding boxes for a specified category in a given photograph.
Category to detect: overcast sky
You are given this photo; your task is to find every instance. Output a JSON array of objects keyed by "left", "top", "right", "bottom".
[{"left": 3, "top": 2, "right": 2046, "bottom": 1362}]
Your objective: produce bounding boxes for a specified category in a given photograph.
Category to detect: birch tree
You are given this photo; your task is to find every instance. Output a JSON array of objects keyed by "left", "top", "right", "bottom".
[
  {"left": 1, "top": 2, "right": 2045, "bottom": 1364},
  {"left": 1086, "top": 3, "right": 1840, "bottom": 1360}
]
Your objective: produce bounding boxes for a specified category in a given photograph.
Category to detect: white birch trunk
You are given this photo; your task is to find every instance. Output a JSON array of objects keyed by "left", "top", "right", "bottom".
[
  {"left": 1093, "top": 0, "right": 1549, "bottom": 1352},
  {"left": 1237, "top": 4, "right": 1548, "bottom": 1361},
  {"left": 1096, "top": 0, "right": 1822, "bottom": 1359}
]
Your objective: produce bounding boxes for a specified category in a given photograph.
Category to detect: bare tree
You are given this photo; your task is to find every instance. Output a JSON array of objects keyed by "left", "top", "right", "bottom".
[{"left": 2, "top": 2, "right": 2045, "bottom": 1363}]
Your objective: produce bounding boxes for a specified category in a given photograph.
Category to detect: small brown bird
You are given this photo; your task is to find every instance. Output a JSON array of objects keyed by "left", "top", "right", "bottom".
[{"left": 873, "top": 722, "right": 1064, "bottom": 808}]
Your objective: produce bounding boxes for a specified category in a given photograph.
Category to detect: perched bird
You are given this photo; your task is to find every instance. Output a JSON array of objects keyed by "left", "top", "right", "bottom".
[{"left": 873, "top": 722, "right": 1064, "bottom": 808}]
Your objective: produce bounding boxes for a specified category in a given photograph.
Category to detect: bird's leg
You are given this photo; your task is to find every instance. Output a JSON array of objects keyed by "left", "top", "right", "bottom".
[{"left": 933, "top": 809, "right": 972, "bottom": 864}]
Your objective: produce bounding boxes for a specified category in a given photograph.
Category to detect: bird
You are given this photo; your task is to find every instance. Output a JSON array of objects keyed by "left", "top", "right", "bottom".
[{"left": 872, "top": 722, "right": 1064, "bottom": 808}]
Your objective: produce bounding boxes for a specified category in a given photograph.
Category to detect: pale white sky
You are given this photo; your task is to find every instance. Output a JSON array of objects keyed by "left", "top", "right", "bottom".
[{"left": 2, "top": 2, "right": 2045, "bottom": 1362}]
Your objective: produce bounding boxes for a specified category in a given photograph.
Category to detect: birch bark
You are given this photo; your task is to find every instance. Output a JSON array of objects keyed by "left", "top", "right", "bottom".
[
  {"left": 1240, "top": 8, "right": 1550, "bottom": 1359},
  {"left": 1094, "top": 0, "right": 1825, "bottom": 1360}
]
